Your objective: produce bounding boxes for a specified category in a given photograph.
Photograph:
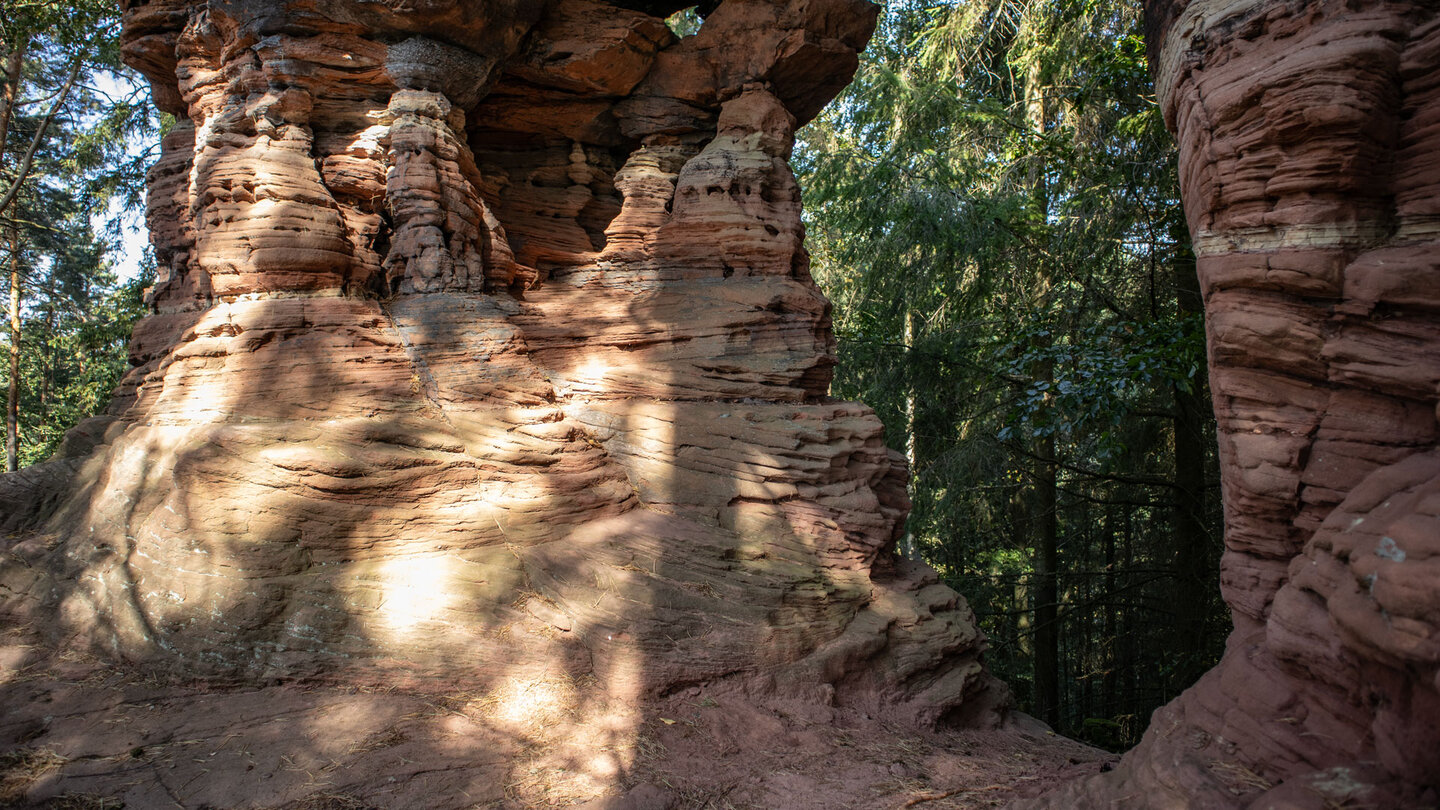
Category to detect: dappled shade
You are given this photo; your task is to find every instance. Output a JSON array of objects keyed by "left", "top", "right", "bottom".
[{"left": 0, "top": 2, "right": 1007, "bottom": 783}]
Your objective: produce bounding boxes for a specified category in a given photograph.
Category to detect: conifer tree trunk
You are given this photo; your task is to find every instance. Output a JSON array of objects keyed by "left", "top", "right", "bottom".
[
  {"left": 1033, "top": 401, "right": 1059, "bottom": 727},
  {"left": 1170, "top": 248, "right": 1209, "bottom": 685},
  {"left": 39, "top": 276, "right": 54, "bottom": 433},
  {"left": 1102, "top": 508, "right": 1117, "bottom": 713},
  {"left": 0, "top": 43, "right": 23, "bottom": 158},
  {"left": 7, "top": 231, "right": 19, "bottom": 472},
  {"left": 2, "top": 44, "right": 23, "bottom": 473},
  {"left": 902, "top": 305, "right": 918, "bottom": 560},
  {"left": 1025, "top": 57, "right": 1061, "bottom": 731}
]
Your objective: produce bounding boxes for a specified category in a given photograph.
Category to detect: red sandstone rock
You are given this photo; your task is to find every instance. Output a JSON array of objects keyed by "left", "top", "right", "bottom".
[
  {"left": 0, "top": 0, "right": 1005, "bottom": 737},
  {"left": 1022, "top": 2, "right": 1440, "bottom": 807}
]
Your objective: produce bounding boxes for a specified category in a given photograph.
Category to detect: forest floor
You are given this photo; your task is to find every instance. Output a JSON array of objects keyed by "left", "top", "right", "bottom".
[{"left": 0, "top": 623, "right": 1111, "bottom": 809}]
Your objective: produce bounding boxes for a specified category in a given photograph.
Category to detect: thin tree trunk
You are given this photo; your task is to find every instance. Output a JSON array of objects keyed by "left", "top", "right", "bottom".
[
  {"left": 902, "top": 306, "right": 918, "bottom": 560},
  {"left": 1024, "top": 57, "right": 1061, "bottom": 732},
  {"left": 1, "top": 46, "right": 21, "bottom": 473},
  {"left": 1120, "top": 507, "right": 1135, "bottom": 737},
  {"left": 0, "top": 42, "right": 25, "bottom": 162},
  {"left": 7, "top": 229, "right": 20, "bottom": 471},
  {"left": 1077, "top": 505, "right": 1091, "bottom": 724},
  {"left": 1010, "top": 475, "right": 1032, "bottom": 666},
  {"left": 1170, "top": 246, "right": 1210, "bottom": 688},
  {"left": 0, "top": 57, "right": 81, "bottom": 221},
  {"left": 39, "top": 275, "right": 54, "bottom": 433},
  {"left": 1033, "top": 424, "right": 1059, "bottom": 727},
  {"left": 1102, "top": 506, "right": 1117, "bottom": 715}
]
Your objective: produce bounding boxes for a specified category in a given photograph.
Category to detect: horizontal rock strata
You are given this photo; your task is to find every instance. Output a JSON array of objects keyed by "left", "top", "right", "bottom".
[
  {"left": 1024, "top": 1, "right": 1440, "bottom": 807},
  {"left": 0, "top": 0, "right": 1005, "bottom": 729}
]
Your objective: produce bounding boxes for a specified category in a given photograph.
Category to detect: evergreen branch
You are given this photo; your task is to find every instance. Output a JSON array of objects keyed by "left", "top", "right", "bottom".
[{"left": 0, "top": 56, "right": 81, "bottom": 220}]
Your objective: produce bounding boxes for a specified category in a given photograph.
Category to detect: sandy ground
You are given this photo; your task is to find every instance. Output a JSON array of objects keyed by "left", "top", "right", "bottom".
[{"left": 0, "top": 625, "right": 1110, "bottom": 809}]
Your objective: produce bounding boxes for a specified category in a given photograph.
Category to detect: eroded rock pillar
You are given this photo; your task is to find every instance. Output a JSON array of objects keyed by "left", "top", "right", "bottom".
[
  {"left": 0, "top": 0, "right": 1007, "bottom": 732},
  {"left": 1025, "top": 2, "right": 1440, "bottom": 807}
]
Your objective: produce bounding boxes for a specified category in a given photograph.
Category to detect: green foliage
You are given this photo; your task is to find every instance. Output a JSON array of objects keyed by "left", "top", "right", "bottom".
[
  {"left": 665, "top": 8, "right": 704, "bottom": 38},
  {"left": 3, "top": 0, "right": 158, "bottom": 468},
  {"left": 17, "top": 243, "right": 145, "bottom": 466},
  {"left": 798, "top": 0, "right": 1225, "bottom": 746},
  {"left": 996, "top": 314, "right": 1205, "bottom": 455},
  {"left": 2, "top": 0, "right": 157, "bottom": 219}
]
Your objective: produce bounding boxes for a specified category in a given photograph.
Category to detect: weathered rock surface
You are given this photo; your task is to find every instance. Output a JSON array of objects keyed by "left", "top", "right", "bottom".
[
  {"left": 0, "top": 0, "right": 1005, "bottom": 744},
  {"left": 1023, "top": 2, "right": 1440, "bottom": 807}
]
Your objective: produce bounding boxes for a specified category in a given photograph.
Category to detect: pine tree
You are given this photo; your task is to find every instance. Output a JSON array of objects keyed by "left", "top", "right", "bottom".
[
  {"left": 797, "top": 0, "right": 1224, "bottom": 745},
  {"left": 1, "top": 0, "right": 156, "bottom": 470}
]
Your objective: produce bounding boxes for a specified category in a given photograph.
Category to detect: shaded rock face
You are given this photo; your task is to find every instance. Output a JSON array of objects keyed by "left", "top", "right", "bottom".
[
  {"left": 0, "top": 0, "right": 1005, "bottom": 729},
  {"left": 1026, "top": 1, "right": 1440, "bottom": 807}
]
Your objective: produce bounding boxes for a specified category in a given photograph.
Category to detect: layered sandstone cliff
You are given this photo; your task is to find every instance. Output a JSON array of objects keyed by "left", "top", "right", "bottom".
[
  {"left": 1026, "top": 2, "right": 1440, "bottom": 807},
  {"left": 0, "top": 0, "right": 1005, "bottom": 729}
]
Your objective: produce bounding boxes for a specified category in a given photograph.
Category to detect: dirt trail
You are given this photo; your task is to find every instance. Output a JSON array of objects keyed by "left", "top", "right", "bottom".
[{"left": 0, "top": 626, "right": 1109, "bottom": 809}]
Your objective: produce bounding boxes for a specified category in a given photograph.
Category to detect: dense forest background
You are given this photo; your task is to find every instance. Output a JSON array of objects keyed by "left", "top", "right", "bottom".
[
  {"left": 3, "top": 0, "right": 1225, "bottom": 751},
  {"left": 795, "top": 0, "right": 1226, "bottom": 747},
  {"left": 0, "top": 0, "right": 154, "bottom": 472}
]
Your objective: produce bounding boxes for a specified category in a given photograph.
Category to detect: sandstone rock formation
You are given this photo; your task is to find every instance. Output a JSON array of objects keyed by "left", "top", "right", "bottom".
[
  {"left": 1025, "top": 1, "right": 1440, "bottom": 807},
  {"left": 0, "top": 0, "right": 1005, "bottom": 730}
]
